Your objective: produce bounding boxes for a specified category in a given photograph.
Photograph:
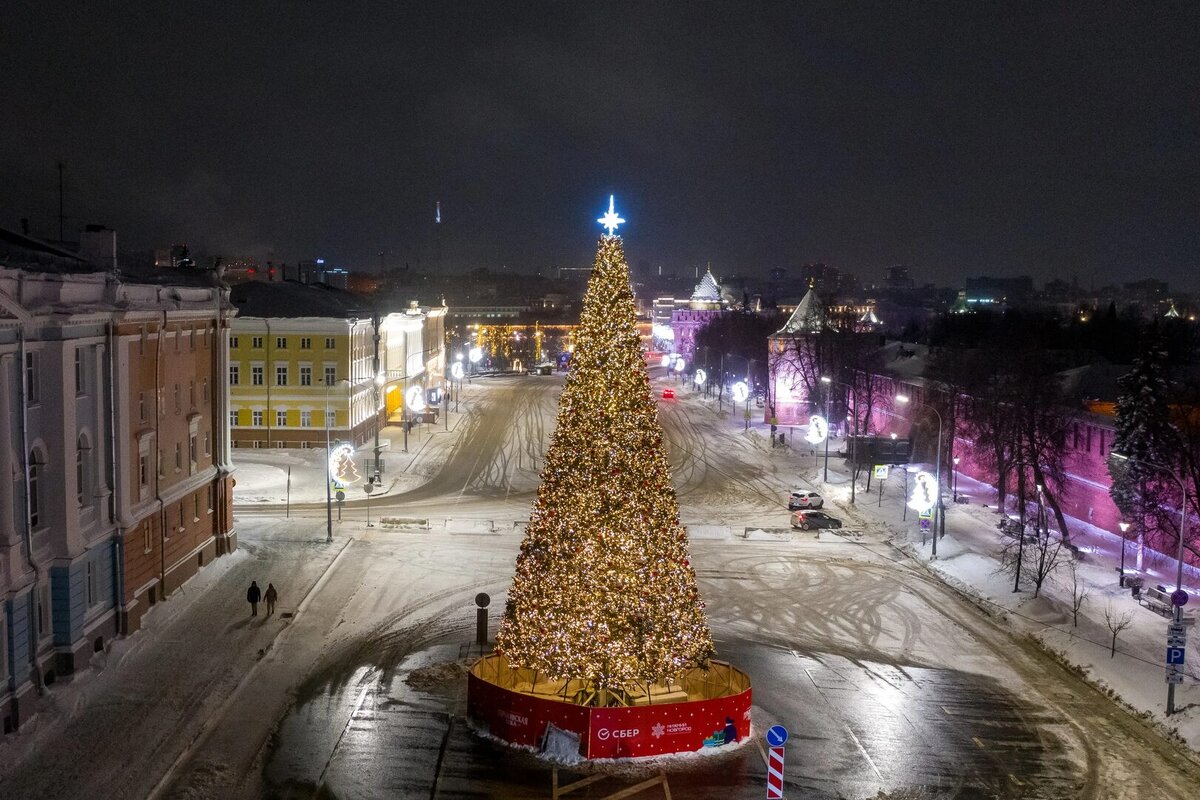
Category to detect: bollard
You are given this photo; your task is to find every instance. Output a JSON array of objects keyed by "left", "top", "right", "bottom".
[{"left": 475, "top": 592, "right": 491, "bottom": 651}]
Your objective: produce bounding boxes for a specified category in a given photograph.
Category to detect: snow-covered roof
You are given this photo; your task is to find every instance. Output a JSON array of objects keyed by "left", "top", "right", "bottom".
[
  {"left": 231, "top": 280, "right": 372, "bottom": 319},
  {"left": 775, "top": 287, "right": 826, "bottom": 333},
  {"left": 859, "top": 308, "right": 881, "bottom": 326},
  {"left": 690, "top": 267, "right": 722, "bottom": 303}
]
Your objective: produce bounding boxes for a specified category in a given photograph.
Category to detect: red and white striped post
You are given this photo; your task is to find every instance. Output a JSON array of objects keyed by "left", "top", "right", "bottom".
[{"left": 765, "top": 725, "right": 788, "bottom": 798}]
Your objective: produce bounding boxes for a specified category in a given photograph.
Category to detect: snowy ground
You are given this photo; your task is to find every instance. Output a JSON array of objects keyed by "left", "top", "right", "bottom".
[{"left": 3, "top": 371, "right": 1199, "bottom": 799}]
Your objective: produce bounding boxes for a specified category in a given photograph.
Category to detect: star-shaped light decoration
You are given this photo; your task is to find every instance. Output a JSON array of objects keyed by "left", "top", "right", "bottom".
[{"left": 597, "top": 194, "right": 625, "bottom": 236}]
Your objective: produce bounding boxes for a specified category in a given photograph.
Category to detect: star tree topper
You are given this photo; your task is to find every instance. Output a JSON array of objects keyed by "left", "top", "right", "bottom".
[{"left": 597, "top": 194, "right": 625, "bottom": 235}]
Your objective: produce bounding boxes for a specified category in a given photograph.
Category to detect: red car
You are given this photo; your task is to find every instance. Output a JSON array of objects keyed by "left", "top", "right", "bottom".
[{"left": 661, "top": 387, "right": 676, "bottom": 399}]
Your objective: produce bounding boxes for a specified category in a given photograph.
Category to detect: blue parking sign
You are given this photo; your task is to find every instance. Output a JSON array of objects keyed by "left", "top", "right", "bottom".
[{"left": 1167, "top": 647, "right": 1186, "bottom": 665}]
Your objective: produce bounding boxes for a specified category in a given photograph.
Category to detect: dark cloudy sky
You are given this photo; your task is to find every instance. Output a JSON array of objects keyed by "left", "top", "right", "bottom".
[{"left": 2, "top": 2, "right": 1197, "bottom": 288}]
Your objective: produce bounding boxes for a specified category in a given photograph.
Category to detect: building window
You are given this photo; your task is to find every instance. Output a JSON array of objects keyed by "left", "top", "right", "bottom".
[
  {"left": 204, "top": 432, "right": 211, "bottom": 455},
  {"left": 325, "top": 337, "right": 336, "bottom": 349},
  {"left": 252, "top": 336, "right": 263, "bottom": 349},
  {"left": 76, "top": 434, "right": 90, "bottom": 507},
  {"left": 139, "top": 454, "right": 149, "bottom": 487},
  {"left": 174, "top": 383, "right": 181, "bottom": 411},
  {"left": 276, "top": 366, "right": 288, "bottom": 386},
  {"left": 24, "top": 352, "right": 38, "bottom": 404},
  {"left": 252, "top": 410, "right": 263, "bottom": 426},
  {"left": 326, "top": 410, "right": 336, "bottom": 428},
  {"left": 324, "top": 366, "right": 337, "bottom": 385},
  {"left": 139, "top": 392, "right": 147, "bottom": 421},
  {"left": 230, "top": 364, "right": 240, "bottom": 386},
  {"left": 230, "top": 336, "right": 239, "bottom": 349},
  {"left": 252, "top": 365, "right": 264, "bottom": 386},
  {"left": 75, "top": 349, "right": 85, "bottom": 395},
  {"left": 179, "top": 505, "right": 185, "bottom": 531},
  {"left": 189, "top": 435, "right": 197, "bottom": 466},
  {"left": 87, "top": 561, "right": 96, "bottom": 606},
  {"left": 230, "top": 409, "right": 239, "bottom": 427},
  {"left": 189, "top": 381, "right": 195, "bottom": 408},
  {"left": 208, "top": 484, "right": 216, "bottom": 513},
  {"left": 189, "top": 329, "right": 196, "bottom": 350},
  {"left": 29, "top": 450, "right": 41, "bottom": 528},
  {"left": 194, "top": 494, "right": 200, "bottom": 522},
  {"left": 300, "top": 337, "right": 312, "bottom": 349},
  {"left": 143, "top": 523, "right": 152, "bottom": 553},
  {"left": 203, "top": 379, "right": 209, "bottom": 403},
  {"left": 300, "top": 366, "right": 312, "bottom": 386},
  {"left": 301, "top": 410, "right": 312, "bottom": 427},
  {"left": 276, "top": 337, "right": 288, "bottom": 349},
  {"left": 276, "top": 410, "right": 287, "bottom": 427}
]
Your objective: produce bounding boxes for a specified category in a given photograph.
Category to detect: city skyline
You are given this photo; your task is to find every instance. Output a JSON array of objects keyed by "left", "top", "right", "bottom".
[{"left": 2, "top": 4, "right": 1197, "bottom": 287}]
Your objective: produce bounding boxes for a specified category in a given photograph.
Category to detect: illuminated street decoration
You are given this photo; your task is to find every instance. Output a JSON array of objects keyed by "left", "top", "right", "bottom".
[
  {"left": 731, "top": 381, "right": 749, "bottom": 403},
  {"left": 328, "top": 442, "right": 360, "bottom": 488},
  {"left": 661, "top": 354, "right": 673, "bottom": 368},
  {"left": 673, "top": 356, "right": 686, "bottom": 372},
  {"left": 450, "top": 361, "right": 465, "bottom": 380},
  {"left": 805, "top": 414, "right": 828, "bottom": 445},
  {"left": 468, "top": 346, "right": 483, "bottom": 364},
  {"left": 597, "top": 194, "right": 625, "bottom": 235},
  {"left": 908, "top": 471, "right": 937, "bottom": 514},
  {"left": 406, "top": 385, "right": 427, "bottom": 412},
  {"left": 694, "top": 368, "right": 707, "bottom": 386}
]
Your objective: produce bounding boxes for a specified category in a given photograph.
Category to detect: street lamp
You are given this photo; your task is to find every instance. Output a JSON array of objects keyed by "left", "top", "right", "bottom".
[
  {"left": 1110, "top": 451, "right": 1190, "bottom": 715},
  {"left": 1117, "top": 521, "right": 1130, "bottom": 587},
  {"left": 323, "top": 377, "right": 351, "bottom": 544},
  {"left": 820, "top": 376, "right": 833, "bottom": 482},
  {"left": 952, "top": 456, "right": 960, "bottom": 502},
  {"left": 897, "top": 393, "right": 945, "bottom": 558}
]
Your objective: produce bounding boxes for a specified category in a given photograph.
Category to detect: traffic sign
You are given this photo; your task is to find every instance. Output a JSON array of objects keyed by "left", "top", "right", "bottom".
[
  {"left": 765, "top": 725, "right": 788, "bottom": 747},
  {"left": 335, "top": 490, "right": 346, "bottom": 502},
  {"left": 918, "top": 508, "right": 933, "bottom": 520},
  {"left": 1169, "top": 635, "right": 1187, "bottom": 648},
  {"left": 1172, "top": 589, "right": 1189, "bottom": 607},
  {"left": 1169, "top": 622, "right": 1187, "bottom": 637},
  {"left": 1166, "top": 670, "right": 1183, "bottom": 685},
  {"left": 873, "top": 464, "right": 889, "bottom": 480},
  {"left": 920, "top": 518, "right": 932, "bottom": 531},
  {"left": 1167, "top": 647, "right": 1186, "bottom": 665},
  {"left": 766, "top": 745, "right": 785, "bottom": 799}
]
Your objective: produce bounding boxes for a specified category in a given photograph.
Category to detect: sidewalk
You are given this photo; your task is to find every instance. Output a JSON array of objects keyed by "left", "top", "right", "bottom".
[
  {"left": 0, "top": 519, "right": 349, "bottom": 798},
  {"left": 231, "top": 400, "right": 472, "bottom": 506}
]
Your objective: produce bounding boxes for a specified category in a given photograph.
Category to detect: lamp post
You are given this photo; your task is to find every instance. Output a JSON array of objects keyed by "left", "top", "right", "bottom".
[
  {"left": 952, "top": 456, "right": 960, "bottom": 502},
  {"left": 820, "top": 376, "right": 832, "bottom": 482},
  {"left": 897, "top": 393, "right": 944, "bottom": 557},
  {"left": 323, "top": 377, "right": 350, "bottom": 544},
  {"left": 1110, "top": 451, "right": 1189, "bottom": 715},
  {"left": 1118, "top": 521, "right": 1130, "bottom": 587}
]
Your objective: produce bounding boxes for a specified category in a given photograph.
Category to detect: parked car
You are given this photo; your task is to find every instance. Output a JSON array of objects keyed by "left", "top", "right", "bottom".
[
  {"left": 790, "top": 510, "right": 842, "bottom": 530},
  {"left": 661, "top": 387, "right": 675, "bottom": 399},
  {"left": 787, "top": 490, "right": 823, "bottom": 510}
]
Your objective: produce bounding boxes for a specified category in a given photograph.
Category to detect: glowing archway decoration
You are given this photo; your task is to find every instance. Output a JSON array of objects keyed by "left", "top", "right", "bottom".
[
  {"left": 406, "top": 385, "right": 427, "bottom": 413},
  {"left": 731, "top": 381, "right": 749, "bottom": 403},
  {"left": 328, "top": 442, "right": 361, "bottom": 488},
  {"left": 805, "top": 414, "right": 828, "bottom": 445},
  {"left": 908, "top": 471, "right": 938, "bottom": 514},
  {"left": 450, "top": 361, "right": 465, "bottom": 380},
  {"left": 694, "top": 368, "right": 707, "bottom": 386}
]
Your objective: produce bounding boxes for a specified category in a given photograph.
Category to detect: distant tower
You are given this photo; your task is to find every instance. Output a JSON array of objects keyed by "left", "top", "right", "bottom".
[{"left": 433, "top": 201, "right": 444, "bottom": 273}]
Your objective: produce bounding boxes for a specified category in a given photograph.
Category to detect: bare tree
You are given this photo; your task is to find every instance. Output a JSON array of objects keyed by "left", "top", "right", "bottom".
[
  {"left": 1104, "top": 602, "right": 1133, "bottom": 658},
  {"left": 998, "top": 505, "right": 1065, "bottom": 597},
  {"left": 1066, "top": 560, "right": 1089, "bottom": 628}
]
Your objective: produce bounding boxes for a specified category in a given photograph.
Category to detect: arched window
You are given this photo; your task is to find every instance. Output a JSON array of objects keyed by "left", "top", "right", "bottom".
[
  {"left": 77, "top": 433, "right": 91, "bottom": 507},
  {"left": 29, "top": 449, "right": 41, "bottom": 528}
]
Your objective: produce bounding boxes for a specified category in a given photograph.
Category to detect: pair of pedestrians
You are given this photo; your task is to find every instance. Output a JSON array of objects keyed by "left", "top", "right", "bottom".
[{"left": 246, "top": 581, "right": 278, "bottom": 617}]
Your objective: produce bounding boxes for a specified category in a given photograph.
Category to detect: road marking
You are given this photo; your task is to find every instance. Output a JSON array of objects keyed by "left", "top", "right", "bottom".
[
  {"left": 1009, "top": 773, "right": 1024, "bottom": 786},
  {"left": 972, "top": 736, "right": 985, "bottom": 749},
  {"left": 846, "top": 726, "right": 883, "bottom": 781}
]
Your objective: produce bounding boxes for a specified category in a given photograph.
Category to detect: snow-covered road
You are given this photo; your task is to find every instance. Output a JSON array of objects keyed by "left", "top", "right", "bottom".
[{"left": 3, "top": 371, "right": 1199, "bottom": 799}]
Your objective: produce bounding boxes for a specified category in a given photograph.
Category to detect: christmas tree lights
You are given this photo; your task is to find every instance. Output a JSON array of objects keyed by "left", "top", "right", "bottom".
[{"left": 495, "top": 229, "right": 715, "bottom": 696}]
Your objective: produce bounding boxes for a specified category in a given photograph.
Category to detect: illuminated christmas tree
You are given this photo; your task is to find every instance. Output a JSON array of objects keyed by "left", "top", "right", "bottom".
[{"left": 496, "top": 198, "right": 714, "bottom": 696}]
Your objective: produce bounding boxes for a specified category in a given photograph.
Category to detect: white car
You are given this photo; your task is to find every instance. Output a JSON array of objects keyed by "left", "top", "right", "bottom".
[{"left": 787, "top": 490, "right": 823, "bottom": 510}]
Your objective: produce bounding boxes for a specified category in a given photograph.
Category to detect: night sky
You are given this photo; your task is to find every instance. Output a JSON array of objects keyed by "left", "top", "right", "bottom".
[{"left": 2, "top": 3, "right": 1197, "bottom": 288}]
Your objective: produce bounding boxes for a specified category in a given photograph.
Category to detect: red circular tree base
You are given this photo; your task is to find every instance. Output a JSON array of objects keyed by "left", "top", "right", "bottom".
[{"left": 467, "top": 654, "right": 752, "bottom": 759}]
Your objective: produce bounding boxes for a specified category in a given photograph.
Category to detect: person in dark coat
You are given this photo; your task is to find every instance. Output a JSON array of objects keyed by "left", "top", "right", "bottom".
[
  {"left": 264, "top": 583, "right": 278, "bottom": 615},
  {"left": 247, "top": 581, "right": 261, "bottom": 616},
  {"left": 723, "top": 716, "right": 739, "bottom": 744}
]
